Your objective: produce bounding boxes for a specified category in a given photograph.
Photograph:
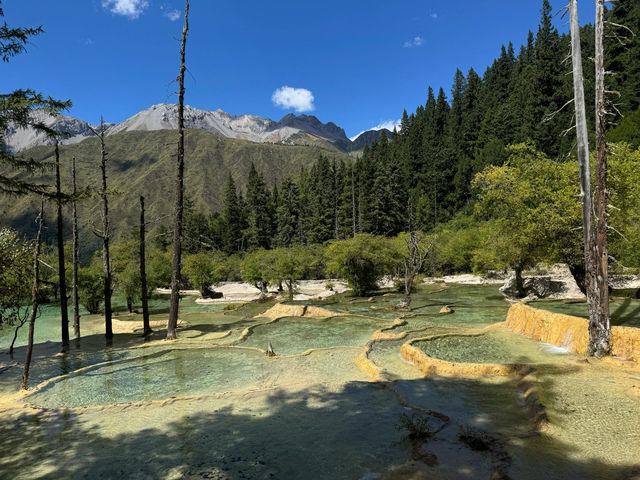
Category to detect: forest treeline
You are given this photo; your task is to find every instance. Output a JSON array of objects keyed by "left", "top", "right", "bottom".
[
  {"left": 2, "top": 0, "right": 640, "bottom": 364},
  {"left": 157, "top": 0, "right": 640, "bottom": 252}
]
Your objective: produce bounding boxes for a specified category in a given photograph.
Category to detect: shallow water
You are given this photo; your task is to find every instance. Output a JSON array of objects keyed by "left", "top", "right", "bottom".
[
  {"left": 416, "top": 329, "right": 572, "bottom": 365},
  {"left": 238, "top": 315, "right": 389, "bottom": 354},
  {"left": 533, "top": 297, "right": 640, "bottom": 328},
  {"left": 1, "top": 285, "right": 639, "bottom": 479}
]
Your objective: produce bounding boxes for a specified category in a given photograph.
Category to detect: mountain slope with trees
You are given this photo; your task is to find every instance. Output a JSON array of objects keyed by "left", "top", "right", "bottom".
[{"left": 1, "top": 129, "right": 350, "bottom": 257}]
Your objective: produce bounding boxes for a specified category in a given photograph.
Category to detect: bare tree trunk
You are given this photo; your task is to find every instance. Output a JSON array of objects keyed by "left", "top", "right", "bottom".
[
  {"left": 9, "top": 315, "right": 27, "bottom": 355},
  {"left": 590, "top": 0, "right": 611, "bottom": 356},
  {"left": 570, "top": 0, "right": 597, "bottom": 338},
  {"left": 98, "top": 117, "right": 113, "bottom": 339},
  {"left": 167, "top": 0, "right": 190, "bottom": 340},
  {"left": 55, "top": 140, "right": 69, "bottom": 348},
  {"left": 514, "top": 264, "right": 527, "bottom": 299},
  {"left": 398, "top": 209, "right": 432, "bottom": 309},
  {"left": 139, "top": 196, "right": 152, "bottom": 336},
  {"left": 71, "top": 156, "right": 80, "bottom": 340},
  {"left": 401, "top": 266, "right": 413, "bottom": 308},
  {"left": 21, "top": 199, "right": 44, "bottom": 390}
]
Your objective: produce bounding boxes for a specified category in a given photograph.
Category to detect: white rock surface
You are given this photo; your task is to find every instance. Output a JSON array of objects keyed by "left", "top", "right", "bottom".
[
  {"left": 3, "top": 110, "right": 106, "bottom": 153},
  {"left": 4, "top": 103, "right": 358, "bottom": 153}
]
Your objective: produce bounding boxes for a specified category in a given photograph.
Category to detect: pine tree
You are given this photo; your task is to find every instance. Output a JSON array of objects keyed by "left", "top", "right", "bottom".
[
  {"left": 0, "top": 4, "right": 71, "bottom": 195},
  {"left": 606, "top": 0, "right": 640, "bottom": 114},
  {"left": 307, "top": 156, "right": 336, "bottom": 243},
  {"left": 222, "top": 174, "right": 244, "bottom": 253},
  {"left": 276, "top": 178, "right": 300, "bottom": 247},
  {"left": 245, "top": 163, "right": 271, "bottom": 249},
  {"left": 336, "top": 164, "right": 355, "bottom": 239}
]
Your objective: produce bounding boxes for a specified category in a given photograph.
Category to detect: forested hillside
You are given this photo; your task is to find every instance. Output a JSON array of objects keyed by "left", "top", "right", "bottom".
[
  {"left": 1, "top": 129, "right": 349, "bottom": 257},
  {"left": 191, "top": 0, "right": 640, "bottom": 254},
  {"left": 3, "top": 0, "right": 639, "bottom": 264}
]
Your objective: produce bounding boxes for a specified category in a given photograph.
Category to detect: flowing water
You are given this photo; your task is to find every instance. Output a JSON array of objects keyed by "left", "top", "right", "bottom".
[{"left": 0, "top": 287, "right": 639, "bottom": 479}]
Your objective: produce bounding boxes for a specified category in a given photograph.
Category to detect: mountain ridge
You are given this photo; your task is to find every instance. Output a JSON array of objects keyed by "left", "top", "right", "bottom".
[
  {"left": 1, "top": 128, "right": 352, "bottom": 258},
  {"left": 3, "top": 104, "right": 387, "bottom": 154}
]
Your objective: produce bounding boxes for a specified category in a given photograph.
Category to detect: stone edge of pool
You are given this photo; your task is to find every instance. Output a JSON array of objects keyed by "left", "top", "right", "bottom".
[
  {"left": 397, "top": 303, "right": 640, "bottom": 380},
  {"left": 504, "top": 303, "right": 640, "bottom": 364}
]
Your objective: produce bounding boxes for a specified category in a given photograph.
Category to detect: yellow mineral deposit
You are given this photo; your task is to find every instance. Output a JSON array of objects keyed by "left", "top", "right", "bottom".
[{"left": 505, "top": 303, "right": 640, "bottom": 362}]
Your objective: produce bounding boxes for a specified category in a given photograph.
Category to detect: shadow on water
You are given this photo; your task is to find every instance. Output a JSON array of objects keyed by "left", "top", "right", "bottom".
[
  {"left": 0, "top": 375, "right": 638, "bottom": 480},
  {"left": 1, "top": 286, "right": 639, "bottom": 479},
  {"left": 611, "top": 298, "right": 640, "bottom": 327}
]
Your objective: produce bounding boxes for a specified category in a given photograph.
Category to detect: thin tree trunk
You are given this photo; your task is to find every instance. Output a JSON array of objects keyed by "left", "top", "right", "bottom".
[
  {"left": 140, "top": 196, "right": 152, "bottom": 336},
  {"left": 569, "top": 0, "right": 597, "bottom": 337},
  {"left": 402, "top": 267, "right": 414, "bottom": 308},
  {"left": 9, "top": 316, "right": 27, "bottom": 355},
  {"left": 98, "top": 117, "right": 113, "bottom": 339},
  {"left": 167, "top": 0, "right": 190, "bottom": 340},
  {"left": 21, "top": 199, "right": 44, "bottom": 390},
  {"left": 514, "top": 265, "right": 526, "bottom": 299},
  {"left": 55, "top": 140, "right": 69, "bottom": 348},
  {"left": 590, "top": 0, "right": 611, "bottom": 356},
  {"left": 71, "top": 156, "right": 80, "bottom": 340},
  {"left": 287, "top": 279, "right": 294, "bottom": 301}
]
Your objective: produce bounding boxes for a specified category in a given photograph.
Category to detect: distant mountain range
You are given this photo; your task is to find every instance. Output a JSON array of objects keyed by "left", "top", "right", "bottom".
[{"left": 3, "top": 103, "right": 392, "bottom": 154}]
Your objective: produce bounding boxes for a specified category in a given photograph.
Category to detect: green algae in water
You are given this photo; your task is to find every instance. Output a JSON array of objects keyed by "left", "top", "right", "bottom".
[
  {"left": 416, "top": 330, "right": 571, "bottom": 365},
  {"left": 26, "top": 347, "right": 367, "bottom": 408},
  {"left": 238, "top": 315, "right": 389, "bottom": 354},
  {"left": 1, "top": 284, "right": 640, "bottom": 479},
  {"left": 27, "top": 347, "right": 271, "bottom": 407},
  {"left": 533, "top": 297, "right": 640, "bottom": 328}
]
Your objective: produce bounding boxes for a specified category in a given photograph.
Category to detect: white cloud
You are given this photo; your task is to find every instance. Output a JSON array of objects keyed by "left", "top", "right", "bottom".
[
  {"left": 350, "top": 119, "right": 401, "bottom": 141},
  {"left": 165, "top": 9, "right": 181, "bottom": 21},
  {"left": 271, "top": 86, "right": 315, "bottom": 113},
  {"left": 102, "top": 0, "right": 149, "bottom": 19},
  {"left": 403, "top": 36, "right": 424, "bottom": 48},
  {"left": 429, "top": 12, "right": 438, "bottom": 19}
]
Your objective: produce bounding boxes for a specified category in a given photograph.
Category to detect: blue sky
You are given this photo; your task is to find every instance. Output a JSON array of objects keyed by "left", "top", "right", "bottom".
[{"left": 2, "top": 1, "right": 595, "bottom": 138}]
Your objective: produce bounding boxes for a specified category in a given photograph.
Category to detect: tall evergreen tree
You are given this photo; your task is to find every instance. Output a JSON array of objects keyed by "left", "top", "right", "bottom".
[
  {"left": 222, "top": 174, "right": 244, "bottom": 253},
  {"left": 245, "top": 163, "right": 272, "bottom": 250},
  {"left": 276, "top": 178, "right": 300, "bottom": 247},
  {"left": 0, "top": 3, "right": 71, "bottom": 195},
  {"left": 307, "top": 155, "right": 336, "bottom": 244}
]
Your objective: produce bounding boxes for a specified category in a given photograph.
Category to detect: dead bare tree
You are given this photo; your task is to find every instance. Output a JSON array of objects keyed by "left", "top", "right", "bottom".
[
  {"left": 88, "top": 117, "right": 113, "bottom": 339},
  {"left": 589, "top": 0, "right": 611, "bottom": 356},
  {"left": 167, "top": 0, "right": 190, "bottom": 340},
  {"left": 54, "top": 139, "right": 70, "bottom": 348},
  {"left": 568, "top": 0, "right": 611, "bottom": 357},
  {"left": 139, "top": 195, "right": 152, "bottom": 336},
  {"left": 71, "top": 156, "right": 80, "bottom": 340},
  {"left": 569, "top": 0, "right": 597, "bottom": 337},
  {"left": 21, "top": 199, "right": 44, "bottom": 390},
  {"left": 398, "top": 208, "right": 434, "bottom": 309}
]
